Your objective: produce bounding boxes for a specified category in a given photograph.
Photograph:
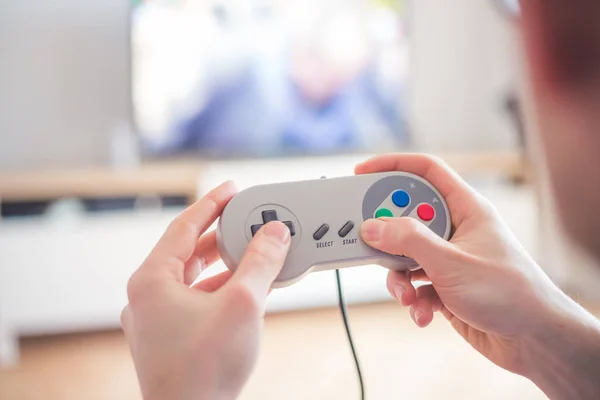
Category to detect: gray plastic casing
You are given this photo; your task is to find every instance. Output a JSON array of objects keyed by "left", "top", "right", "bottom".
[{"left": 216, "top": 172, "right": 451, "bottom": 288}]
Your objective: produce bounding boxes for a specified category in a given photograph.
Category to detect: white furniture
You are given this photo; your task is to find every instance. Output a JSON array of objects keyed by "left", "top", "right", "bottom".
[{"left": 0, "top": 156, "right": 537, "bottom": 366}]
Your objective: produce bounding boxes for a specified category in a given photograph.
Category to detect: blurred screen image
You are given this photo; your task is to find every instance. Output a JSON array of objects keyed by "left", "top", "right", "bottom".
[{"left": 132, "top": 0, "right": 410, "bottom": 158}]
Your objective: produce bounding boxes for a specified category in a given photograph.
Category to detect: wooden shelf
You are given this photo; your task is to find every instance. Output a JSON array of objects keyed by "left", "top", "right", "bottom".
[
  {"left": 0, "top": 151, "right": 529, "bottom": 205},
  {"left": 0, "top": 161, "right": 202, "bottom": 204}
]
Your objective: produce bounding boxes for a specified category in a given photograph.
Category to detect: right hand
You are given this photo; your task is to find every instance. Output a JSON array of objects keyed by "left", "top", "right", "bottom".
[{"left": 356, "top": 154, "right": 575, "bottom": 375}]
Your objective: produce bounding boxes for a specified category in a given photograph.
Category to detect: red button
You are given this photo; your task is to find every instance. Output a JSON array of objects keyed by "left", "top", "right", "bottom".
[{"left": 417, "top": 204, "right": 435, "bottom": 222}]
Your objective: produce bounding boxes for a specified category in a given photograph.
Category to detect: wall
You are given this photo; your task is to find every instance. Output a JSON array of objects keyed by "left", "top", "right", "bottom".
[
  {"left": 410, "top": 0, "right": 519, "bottom": 151},
  {"left": 0, "top": 0, "right": 132, "bottom": 171}
]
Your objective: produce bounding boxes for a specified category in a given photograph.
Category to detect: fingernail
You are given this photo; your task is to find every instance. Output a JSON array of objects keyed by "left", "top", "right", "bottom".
[
  {"left": 222, "top": 180, "right": 237, "bottom": 195},
  {"left": 414, "top": 308, "right": 424, "bottom": 323},
  {"left": 214, "top": 181, "right": 237, "bottom": 202},
  {"left": 361, "top": 219, "right": 385, "bottom": 242},
  {"left": 263, "top": 222, "right": 291, "bottom": 244},
  {"left": 393, "top": 286, "right": 405, "bottom": 303}
]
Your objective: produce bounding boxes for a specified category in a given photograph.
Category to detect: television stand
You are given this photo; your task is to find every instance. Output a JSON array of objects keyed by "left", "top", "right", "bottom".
[{"left": 0, "top": 162, "right": 203, "bottom": 218}]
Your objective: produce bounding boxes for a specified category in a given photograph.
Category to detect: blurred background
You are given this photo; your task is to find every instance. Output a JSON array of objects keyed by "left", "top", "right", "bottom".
[{"left": 1, "top": 0, "right": 598, "bottom": 399}]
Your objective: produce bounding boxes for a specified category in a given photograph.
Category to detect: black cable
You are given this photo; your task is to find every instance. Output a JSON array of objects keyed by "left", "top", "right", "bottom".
[{"left": 335, "top": 269, "right": 366, "bottom": 400}]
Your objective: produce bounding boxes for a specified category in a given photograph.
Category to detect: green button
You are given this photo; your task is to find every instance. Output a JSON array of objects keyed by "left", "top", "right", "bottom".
[{"left": 375, "top": 208, "right": 393, "bottom": 219}]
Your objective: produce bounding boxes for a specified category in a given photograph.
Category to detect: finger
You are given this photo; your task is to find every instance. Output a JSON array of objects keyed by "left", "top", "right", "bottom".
[
  {"left": 361, "top": 217, "right": 463, "bottom": 280},
  {"left": 144, "top": 181, "right": 237, "bottom": 281},
  {"left": 225, "top": 221, "right": 291, "bottom": 307},
  {"left": 183, "top": 230, "right": 221, "bottom": 285},
  {"left": 191, "top": 270, "right": 233, "bottom": 292},
  {"left": 386, "top": 271, "right": 416, "bottom": 306},
  {"left": 355, "top": 153, "right": 480, "bottom": 225},
  {"left": 120, "top": 305, "right": 131, "bottom": 331},
  {"left": 120, "top": 305, "right": 133, "bottom": 344},
  {"left": 407, "top": 269, "right": 430, "bottom": 282},
  {"left": 154, "top": 181, "right": 236, "bottom": 264},
  {"left": 183, "top": 256, "right": 208, "bottom": 286},
  {"left": 410, "top": 285, "right": 443, "bottom": 328}
]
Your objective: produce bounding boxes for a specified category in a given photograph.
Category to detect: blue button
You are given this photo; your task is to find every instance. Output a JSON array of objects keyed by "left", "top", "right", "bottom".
[{"left": 392, "top": 190, "right": 410, "bottom": 208}]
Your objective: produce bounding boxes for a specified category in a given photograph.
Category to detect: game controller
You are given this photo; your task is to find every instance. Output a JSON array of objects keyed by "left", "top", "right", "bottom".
[{"left": 216, "top": 172, "right": 452, "bottom": 288}]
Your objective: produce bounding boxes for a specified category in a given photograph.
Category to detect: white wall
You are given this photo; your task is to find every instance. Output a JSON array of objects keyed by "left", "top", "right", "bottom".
[
  {"left": 0, "top": 0, "right": 132, "bottom": 171},
  {"left": 410, "top": 0, "right": 519, "bottom": 151}
]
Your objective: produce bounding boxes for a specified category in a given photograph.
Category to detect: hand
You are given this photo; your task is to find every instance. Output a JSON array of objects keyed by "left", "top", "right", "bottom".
[
  {"left": 356, "top": 154, "right": 600, "bottom": 396},
  {"left": 121, "top": 181, "right": 291, "bottom": 400}
]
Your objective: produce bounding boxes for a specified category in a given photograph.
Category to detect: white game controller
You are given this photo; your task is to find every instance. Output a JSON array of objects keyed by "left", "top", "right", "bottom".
[{"left": 217, "top": 172, "right": 452, "bottom": 288}]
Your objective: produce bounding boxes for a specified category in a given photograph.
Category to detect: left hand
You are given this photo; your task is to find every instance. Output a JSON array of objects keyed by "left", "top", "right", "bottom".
[{"left": 121, "top": 181, "right": 291, "bottom": 400}]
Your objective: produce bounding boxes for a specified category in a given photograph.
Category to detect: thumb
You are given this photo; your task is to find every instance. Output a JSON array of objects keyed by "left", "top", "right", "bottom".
[
  {"left": 361, "top": 217, "right": 457, "bottom": 279},
  {"left": 225, "top": 221, "right": 291, "bottom": 305}
]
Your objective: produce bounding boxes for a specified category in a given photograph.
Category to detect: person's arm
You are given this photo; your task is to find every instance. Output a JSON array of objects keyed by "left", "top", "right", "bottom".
[{"left": 521, "top": 294, "right": 600, "bottom": 400}]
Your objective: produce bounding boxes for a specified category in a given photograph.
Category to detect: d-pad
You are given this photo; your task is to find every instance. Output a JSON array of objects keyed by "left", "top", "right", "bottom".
[{"left": 251, "top": 210, "right": 296, "bottom": 237}]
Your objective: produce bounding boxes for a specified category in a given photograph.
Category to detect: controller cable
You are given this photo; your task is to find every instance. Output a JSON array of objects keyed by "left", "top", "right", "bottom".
[{"left": 335, "top": 269, "right": 366, "bottom": 400}]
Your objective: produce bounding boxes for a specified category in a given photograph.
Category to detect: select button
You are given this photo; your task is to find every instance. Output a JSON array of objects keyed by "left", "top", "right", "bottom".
[{"left": 313, "top": 224, "right": 330, "bottom": 241}]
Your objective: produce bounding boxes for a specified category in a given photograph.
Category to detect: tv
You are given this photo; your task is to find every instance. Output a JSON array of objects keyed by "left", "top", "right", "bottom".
[{"left": 131, "top": 0, "right": 411, "bottom": 159}]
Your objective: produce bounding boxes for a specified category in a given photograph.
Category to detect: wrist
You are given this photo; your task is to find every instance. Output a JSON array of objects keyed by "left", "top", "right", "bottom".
[
  {"left": 144, "top": 386, "right": 235, "bottom": 400},
  {"left": 518, "top": 290, "right": 600, "bottom": 400},
  {"left": 142, "top": 374, "right": 237, "bottom": 400}
]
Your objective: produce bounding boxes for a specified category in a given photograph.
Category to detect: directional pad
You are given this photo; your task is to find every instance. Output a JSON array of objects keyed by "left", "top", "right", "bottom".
[
  {"left": 262, "top": 210, "right": 278, "bottom": 223},
  {"left": 251, "top": 209, "right": 296, "bottom": 237}
]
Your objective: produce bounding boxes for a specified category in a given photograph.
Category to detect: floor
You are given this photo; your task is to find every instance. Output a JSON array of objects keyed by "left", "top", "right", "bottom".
[{"left": 0, "top": 301, "right": 560, "bottom": 400}]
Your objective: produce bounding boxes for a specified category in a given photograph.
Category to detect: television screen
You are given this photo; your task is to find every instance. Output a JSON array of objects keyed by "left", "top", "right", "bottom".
[{"left": 132, "top": 0, "right": 410, "bottom": 158}]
